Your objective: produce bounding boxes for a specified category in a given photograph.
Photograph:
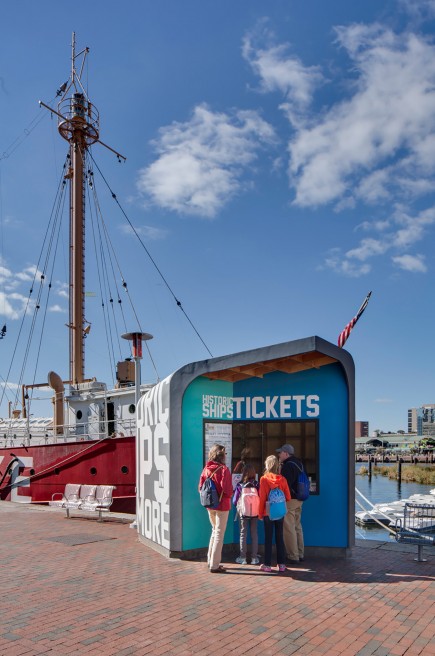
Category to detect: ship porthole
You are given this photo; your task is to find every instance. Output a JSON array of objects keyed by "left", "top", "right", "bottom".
[
  {"left": 77, "top": 410, "right": 83, "bottom": 420},
  {"left": 128, "top": 404, "right": 135, "bottom": 414},
  {"left": 90, "top": 467, "right": 97, "bottom": 475},
  {"left": 54, "top": 468, "right": 60, "bottom": 475},
  {"left": 29, "top": 468, "right": 35, "bottom": 476},
  {"left": 121, "top": 466, "right": 129, "bottom": 474}
]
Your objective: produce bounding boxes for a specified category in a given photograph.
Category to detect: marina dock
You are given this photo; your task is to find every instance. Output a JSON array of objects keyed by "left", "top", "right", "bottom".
[{"left": 1, "top": 501, "right": 434, "bottom": 655}]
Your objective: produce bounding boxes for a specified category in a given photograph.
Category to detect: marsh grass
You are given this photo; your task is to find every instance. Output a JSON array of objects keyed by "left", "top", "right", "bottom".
[{"left": 357, "top": 464, "right": 435, "bottom": 485}]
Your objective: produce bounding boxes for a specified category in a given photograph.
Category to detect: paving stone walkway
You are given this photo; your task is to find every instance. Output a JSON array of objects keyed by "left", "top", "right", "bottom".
[{"left": 1, "top": 501, "right": 434, "bottom": 655}]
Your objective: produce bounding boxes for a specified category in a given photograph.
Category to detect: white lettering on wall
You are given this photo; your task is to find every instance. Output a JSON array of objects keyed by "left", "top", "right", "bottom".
[
  {"left": 306, "top": 395, "right": 320, "bottom": 417},
  {"left": 138, "top": 379, "right": 170, "bottom": 549},
  {"left": 202, "top": 395, "right": 233, "bottom": 419},
  {"left": 252, "top": 397, "right": 264, "bottom": 419},
  {"left": 213, "top": 395, "right": 320, "bottom": 419}
]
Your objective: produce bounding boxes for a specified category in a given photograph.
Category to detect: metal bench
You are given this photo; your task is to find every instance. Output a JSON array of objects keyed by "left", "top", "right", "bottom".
[
  {"left": 65, "top": 484, "right": 97, "bottom": 518},
  {"left": 395, "top": 502, "right": 435, "bottom": 561},
  {"left": 49, "top": 483, "right": 81, "bottom": 508},
  {"left": 80, "top": 485, "right": 116, "bottom": 521},
  {"left": 49, "top": 484, "right": 116, "bottom": 521}
]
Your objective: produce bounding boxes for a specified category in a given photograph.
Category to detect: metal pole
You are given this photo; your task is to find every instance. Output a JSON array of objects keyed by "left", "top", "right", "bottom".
[
  {"left": 134, "top": 356, "right": 141, "bottom": 415},
  {"left": 121, "top": 331, "right": 153, "bottom": 530}
]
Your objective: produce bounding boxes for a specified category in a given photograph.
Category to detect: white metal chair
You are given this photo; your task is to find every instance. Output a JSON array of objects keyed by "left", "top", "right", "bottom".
[
  {"left": 65, "top": 484, "right": 97, "bottom": 517},
  {"left": 49, "top": 483, "right": 81, "bottom": 508},
  {"left": 81, "top": 485, "right": 116, "bottom": 521}
]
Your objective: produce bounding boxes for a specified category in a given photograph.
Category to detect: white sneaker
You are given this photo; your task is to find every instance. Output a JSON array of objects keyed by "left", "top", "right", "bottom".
[
  {"left": 250, "top": 557, "right": 260, "bottom": 565},
  {"left": 235, "top": 556, "right": 247, "bottom": 565}
]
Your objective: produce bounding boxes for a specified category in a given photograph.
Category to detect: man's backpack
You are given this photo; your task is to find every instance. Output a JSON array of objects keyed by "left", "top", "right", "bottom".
[
  {"left": 291, "top": 462, "right": 310, "bottom": 501},
  {"left": 200, "top": 466, "right": 223, "bottom": 509},
  {"left": 236, "top": 484, "right": 260, "bottom": 518},
  {"left": 266, "top": 487, "right": 287, "bottom": 521}
]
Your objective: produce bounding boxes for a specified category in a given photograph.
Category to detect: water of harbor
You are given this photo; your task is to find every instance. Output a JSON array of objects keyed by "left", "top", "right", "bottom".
[{"left": 354, "top": 464, "right": 435, "bottom": 541}]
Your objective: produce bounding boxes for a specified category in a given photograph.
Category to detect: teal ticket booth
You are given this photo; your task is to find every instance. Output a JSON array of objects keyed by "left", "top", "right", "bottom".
[{"left": 136, "top": 336, "right": 355, "bottom": 558}]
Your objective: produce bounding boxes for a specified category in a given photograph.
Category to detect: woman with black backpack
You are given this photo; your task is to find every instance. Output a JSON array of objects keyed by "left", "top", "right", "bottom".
[{"left": 198, "top": 443, "right": 233, "bottom": 573}]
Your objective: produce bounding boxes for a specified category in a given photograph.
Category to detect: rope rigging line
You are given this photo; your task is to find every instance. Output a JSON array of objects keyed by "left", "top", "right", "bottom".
[
  {"left": 0, "top": 95, "right": 58, "bottom": 162},
  {"left": 26, "top": 183, "right": 68, "bottom": 411},
  {"left": 12, "top": 176, "right": 67, "bottom": 416},
  {"left": 88, "top": 160, "right": 160, "bottom": 382},
  {"left": 88, "top": 151, "right": 213, "bottom": 358},
  {"left": 86, "top": 159, "right": 160, "bottom": 381},
  {"left": 87, "top": 161, "right": 127, "bottom": 347},
  {"left": 0, "top": 372, "right": 13, "bottom": 406},
  {"left": 0, "top": 163, "right": 5, "bottom": 323},
  {"left": 0, "top": 157, "right": 69, "bottom": 414},
  {"left": 85, "top": 164, "right": 119, "bottom": 388}
]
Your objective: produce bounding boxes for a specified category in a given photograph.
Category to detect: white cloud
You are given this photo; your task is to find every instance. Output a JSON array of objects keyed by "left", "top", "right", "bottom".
[
  {"left": 325, "top": 205, "right": 434, "bottom": 276},
  {"left": 48, "top": 304, "right": 66, "bottom": 313},
  {"left": 242, "top": 28, "right": 323, "bottom": 116},
  {"left": 0, "top": 381, "right": 20, "bottom": 391},
  {"left": 356, "top": 169, "right": 392, "bottom": 204},
  {"left": 287, "top": 25, "right": 435, "bottom": 207},
  {"left": 0, "top": 263, "right": 44, "bottom": 319},
  {"left": 324, "top": 251, "right": 371, "bottom": 277},
  {"left": 120, "top": 224, "right": 168, "bottom": 240},
  {"left": 399, "top": 0, "right": 435, "bottom": 19},
  {"left": 392, "top": 206, "right": 435, "bottom": 248},
  {"left": 356, "top": 219, "right": 390, "bottom": 232},
  {"left": 0, "top": 291, "right": 31, "bottom": 320},
  {"left": 345, "top": 238, "right": 389, "bottom": 261},
  {"left": 14, "top": 265, "right": 43, "bottom": 284},
  {"left": 57, "top": 284, "right": 69, "bottom": 299},
  {"left": 137, "top": 104, "right": 275, "bottom": 218},
  {"left": 392, "top": 253, "right": 427, "bottom": 272}
]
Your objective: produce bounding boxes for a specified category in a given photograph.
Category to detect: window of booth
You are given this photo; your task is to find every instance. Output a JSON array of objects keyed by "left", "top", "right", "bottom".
[{"left": 232, "top": 420, "right": 319, "bottom": 494}]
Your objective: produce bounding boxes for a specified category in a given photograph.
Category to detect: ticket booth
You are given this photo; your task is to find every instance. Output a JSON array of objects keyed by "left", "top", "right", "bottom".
[{"left": 136, "top": 335, "right": 355, "bottom": 558}]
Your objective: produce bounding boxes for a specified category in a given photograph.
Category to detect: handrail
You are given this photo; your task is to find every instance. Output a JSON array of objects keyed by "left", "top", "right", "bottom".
[
  {"left": 0, "top": 418, "right": 136, "bottom": 447},
  {"left": 0, "top": 434, "right": 120, "bottom": 491}
]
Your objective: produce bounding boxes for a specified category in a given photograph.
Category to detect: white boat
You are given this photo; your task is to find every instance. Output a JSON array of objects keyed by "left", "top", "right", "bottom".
[{"left": 355, "top": 490, "right": 435, "bottom": 528}]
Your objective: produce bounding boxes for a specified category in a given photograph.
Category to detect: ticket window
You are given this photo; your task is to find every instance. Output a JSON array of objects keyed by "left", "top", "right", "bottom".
[{"left": 232, "top": 420, "right": 319, "bottom": 493}]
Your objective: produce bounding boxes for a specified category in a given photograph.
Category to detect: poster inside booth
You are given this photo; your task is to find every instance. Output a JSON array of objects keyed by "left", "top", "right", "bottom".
[{"left": 203, "top": 422, "right": 232, "bottom": 466}]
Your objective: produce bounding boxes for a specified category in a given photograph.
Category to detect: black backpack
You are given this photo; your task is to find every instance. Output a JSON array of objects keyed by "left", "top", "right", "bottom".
[{"left": 200, "top": 465, "right": 223, "bottom": 508}]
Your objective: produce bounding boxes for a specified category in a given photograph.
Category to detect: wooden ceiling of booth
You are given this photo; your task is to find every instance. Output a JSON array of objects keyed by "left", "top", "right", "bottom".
[{"left": 204, "top": 351, "right": 337, "bottom": 382}]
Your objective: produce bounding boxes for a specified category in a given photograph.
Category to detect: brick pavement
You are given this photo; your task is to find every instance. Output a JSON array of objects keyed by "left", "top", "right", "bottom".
[{"left": 0, "top": 501, "right": 434, "bottom": 656}]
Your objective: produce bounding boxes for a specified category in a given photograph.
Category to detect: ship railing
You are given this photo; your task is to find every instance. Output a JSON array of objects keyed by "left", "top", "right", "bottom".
[{"left": 0, "top": 419, "right": 136, "bottom": 447}]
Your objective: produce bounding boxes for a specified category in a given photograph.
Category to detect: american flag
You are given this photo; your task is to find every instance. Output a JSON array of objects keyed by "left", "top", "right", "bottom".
[{"left": 338, "top": 292, "right": 372, "bottom": 348}]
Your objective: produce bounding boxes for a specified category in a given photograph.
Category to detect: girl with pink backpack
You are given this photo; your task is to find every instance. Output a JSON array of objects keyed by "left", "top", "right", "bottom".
[{"left": 232, "top": 463, "right": 260, "bottom": 565}]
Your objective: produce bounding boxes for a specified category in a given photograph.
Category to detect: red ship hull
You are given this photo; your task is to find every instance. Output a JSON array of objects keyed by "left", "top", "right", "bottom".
[{"left": 0, "top": 436, "right": 136, "bottom": 514}]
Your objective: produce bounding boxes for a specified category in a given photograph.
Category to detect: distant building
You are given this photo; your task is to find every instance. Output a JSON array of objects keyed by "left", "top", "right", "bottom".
[
  {"left": 408, "top": 404, "right": 435, "bottom": 436},
  {"left": 355, "top": 421, "right": 369, "bottom": 438},
  {"left": 356, "top": 433, "right": 422, "bottom": 450}
]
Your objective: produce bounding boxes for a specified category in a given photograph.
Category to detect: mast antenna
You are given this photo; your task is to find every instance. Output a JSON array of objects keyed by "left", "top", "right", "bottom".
[{"left": 38, "top": 33, "right": 126, "bottom": 385}]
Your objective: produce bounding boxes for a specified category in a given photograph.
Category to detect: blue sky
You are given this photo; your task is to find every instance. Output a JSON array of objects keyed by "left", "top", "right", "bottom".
[{"left": 0, "top": 0, "right": 434, "bottom": 432}]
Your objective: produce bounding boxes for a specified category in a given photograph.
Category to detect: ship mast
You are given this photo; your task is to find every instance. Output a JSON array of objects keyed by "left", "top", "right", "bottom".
[{"left": 40, "top": 33, "right": 125, "bottom": 386}]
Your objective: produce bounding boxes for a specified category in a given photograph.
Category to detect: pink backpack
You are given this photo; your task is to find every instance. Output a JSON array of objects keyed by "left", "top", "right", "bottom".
[{"left": 237, "top": 484, "right": 260, "bottom": 518}]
